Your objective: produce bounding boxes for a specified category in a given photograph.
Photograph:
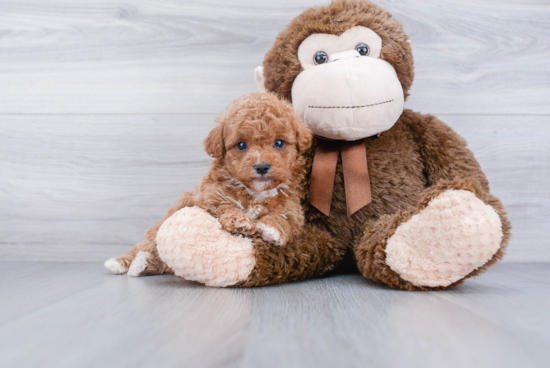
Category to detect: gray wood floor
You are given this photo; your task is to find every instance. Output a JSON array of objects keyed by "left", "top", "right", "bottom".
[
  {"left": 0, "top": 262, "right": 549, "bottom": 368},
  {"left": 1, "top": 0, "right": 550, "bottom": 263}
]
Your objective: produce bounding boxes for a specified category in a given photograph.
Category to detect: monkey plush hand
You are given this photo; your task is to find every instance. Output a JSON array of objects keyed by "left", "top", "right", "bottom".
[{"left": 123, "top": 0, "right": 510, "bottom": 290}]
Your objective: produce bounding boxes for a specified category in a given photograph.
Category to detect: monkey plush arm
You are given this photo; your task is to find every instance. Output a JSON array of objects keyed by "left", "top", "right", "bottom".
[
  {"left": 354, "top": 111, "right": 511, "bottom": 290},
  {"left": 405, "top": 111, "right": 491, "bottom": 189}
]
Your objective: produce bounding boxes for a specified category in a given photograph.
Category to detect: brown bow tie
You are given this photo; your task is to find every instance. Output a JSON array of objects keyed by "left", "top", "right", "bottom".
[{"left": 309, "top": 139, "right": 372, "bottom": 217}]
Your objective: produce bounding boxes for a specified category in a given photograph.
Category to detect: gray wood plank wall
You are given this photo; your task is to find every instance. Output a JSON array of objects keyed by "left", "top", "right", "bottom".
[{"left": 1, "top": 0, "right": 549, "bottom": 262}]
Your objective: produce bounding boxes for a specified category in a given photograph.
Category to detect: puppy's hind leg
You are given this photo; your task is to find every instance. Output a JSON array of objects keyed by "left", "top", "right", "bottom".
[
  {"left": 104, "top": 239, "right": 173, "bottom": 277},
  {"left": 104, "top": 248, "right": 135, "bottom": 275},
  {"left": 105, "top": 192, "right": 195, "bottom": 276}
]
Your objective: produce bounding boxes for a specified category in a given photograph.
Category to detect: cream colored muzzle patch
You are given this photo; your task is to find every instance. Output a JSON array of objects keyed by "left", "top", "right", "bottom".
[{"left": 291, "top": 56, "right": 404, "bottom": 140}]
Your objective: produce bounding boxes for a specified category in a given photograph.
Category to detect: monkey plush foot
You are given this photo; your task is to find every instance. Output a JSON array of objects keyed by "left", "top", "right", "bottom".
[
  {"left": 156, "top": 206, "right": 256, "bottom": 287},
  {"left": 385, "top": 189, "right": 503, "bottom": 288}
]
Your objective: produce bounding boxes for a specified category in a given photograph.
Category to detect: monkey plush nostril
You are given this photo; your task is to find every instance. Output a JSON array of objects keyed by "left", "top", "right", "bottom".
[{"left": 254, "top": 162, "right": 271, "bottom": 175}]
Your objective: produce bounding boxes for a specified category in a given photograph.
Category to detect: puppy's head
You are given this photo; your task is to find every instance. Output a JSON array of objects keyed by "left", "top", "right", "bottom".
[{"left": 204, "top": 91, "right": 312, "bottom": 192}]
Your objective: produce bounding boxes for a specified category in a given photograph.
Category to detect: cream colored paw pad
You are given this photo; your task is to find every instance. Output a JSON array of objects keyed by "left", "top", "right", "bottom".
[
  {"left": 386, "top": 190, "right": 503, "bottom": 287},
  {"left": 156, "top": 206, "right": 256, "bottom": 287}
]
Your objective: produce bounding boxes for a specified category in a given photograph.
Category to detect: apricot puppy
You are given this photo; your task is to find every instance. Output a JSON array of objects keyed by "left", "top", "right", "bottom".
[
  {"left": 199, "top": 91, "right": 312, "bottom": 245},
  {"left": 104, "top": 91, "right": 312, "bottom": 277}
]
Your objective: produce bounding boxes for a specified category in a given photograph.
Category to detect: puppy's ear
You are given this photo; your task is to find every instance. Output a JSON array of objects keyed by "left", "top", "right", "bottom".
[
  {"left": 204, "top": 121, "right": 225, "bottom": 158},
  {"left": 295, "top": 120, "right": 312, "bottom": 154}
]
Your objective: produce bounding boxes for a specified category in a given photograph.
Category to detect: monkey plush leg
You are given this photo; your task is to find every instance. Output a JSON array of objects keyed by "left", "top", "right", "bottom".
[
  {"left": 354, "top": 178, "right": 511, "bottom": 290},
  {"left": 156, "top": 206, "right": 347, "bottom": 287},
  {"left": 239, "top": 223, "right": 347, "bottom": 287}
]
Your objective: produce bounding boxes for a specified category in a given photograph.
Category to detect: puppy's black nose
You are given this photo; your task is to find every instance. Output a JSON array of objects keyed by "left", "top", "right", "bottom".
[{"left": 254, "top": 162, "right": 271, "bottom": 175}]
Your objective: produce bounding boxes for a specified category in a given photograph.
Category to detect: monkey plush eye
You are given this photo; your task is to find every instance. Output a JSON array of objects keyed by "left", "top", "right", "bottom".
[
  {"left": 236, "top": 141, "right": 248, "bottom": 151},
  {"left": 313, "top": 51, "right": 329, "bottom": 65},
  {"left": 274, "top": 138, "right": 286, "bottom": 149},
  {"left": 355, "top": 43, "right": 370, "bottom": 56}
]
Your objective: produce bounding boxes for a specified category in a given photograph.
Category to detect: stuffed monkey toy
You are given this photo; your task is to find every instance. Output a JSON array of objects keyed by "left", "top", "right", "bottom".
[{"left": 106, "top": 0, "right": 511, "bottom": 291}]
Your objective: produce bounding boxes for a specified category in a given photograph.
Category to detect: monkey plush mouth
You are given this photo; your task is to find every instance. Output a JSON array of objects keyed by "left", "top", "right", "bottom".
[
  {"left": 308, "top": 99, "right": 394, "bottom": 110},
  {"left": 291, "top": 52, "right": 405, "bottom": 141}
]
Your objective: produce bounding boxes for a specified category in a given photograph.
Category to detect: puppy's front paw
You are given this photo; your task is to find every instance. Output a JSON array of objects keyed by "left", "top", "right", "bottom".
[
  {"left": 220, "top": 212, "right": 257, "bottom": 235},
  {"left": 257, "top": 223, "right": 285, "bottom": 246}
]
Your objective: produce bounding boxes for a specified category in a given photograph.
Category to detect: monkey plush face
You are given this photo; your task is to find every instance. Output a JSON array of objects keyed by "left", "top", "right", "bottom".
[
  {"left": 256, "top": 0, "right": 414, "bottom": 141},
  {"left": 291, "top": 26, "right": 404, "bottom": 140}
]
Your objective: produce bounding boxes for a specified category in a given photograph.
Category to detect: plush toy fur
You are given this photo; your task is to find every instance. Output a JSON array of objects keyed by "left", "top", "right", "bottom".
[
  {"left": 106, "top": 0, "right": 511, "bottom": 291},
  {"left": 237, "top": 110, "right": 510, "bottom": 290},
  {"left": 255, "top": 0, "right": 511, "bottom": 290}
]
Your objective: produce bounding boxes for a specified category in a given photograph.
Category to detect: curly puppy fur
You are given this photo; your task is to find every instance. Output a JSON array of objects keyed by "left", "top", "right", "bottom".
[
  {"left": 200, "top": 91, "right": 312, "bottom": 247},
  {"left": 106, "top": 91, "right": 312, "bottom": 276}
]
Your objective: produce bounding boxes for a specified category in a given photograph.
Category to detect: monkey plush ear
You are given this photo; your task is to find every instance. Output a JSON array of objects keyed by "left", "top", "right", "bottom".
[
  {"left": 254, "top": 66, "right": 266, "bottom": 92},
  {"left": 203, "top": 122, "right": 225, "bottom": 158}
]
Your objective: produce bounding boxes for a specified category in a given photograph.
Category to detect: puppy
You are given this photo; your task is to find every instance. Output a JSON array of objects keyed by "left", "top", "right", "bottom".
[{"left": 104, "top": 91, "right": 312, "bottom": 276}]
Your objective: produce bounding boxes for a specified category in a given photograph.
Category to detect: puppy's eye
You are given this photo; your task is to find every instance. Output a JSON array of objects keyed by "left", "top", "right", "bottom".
[
  {"left": 274, "top": 138, "right": 286, "bottom": 149},
  {"left": 313, "top": 51, "right": 328, "bottom": 65},
  {"left": 236, "top": 141, "right": 248, "bottom": 151},
  {"left": 355, "top": 43, "right": 370, "bottom": 56}
]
